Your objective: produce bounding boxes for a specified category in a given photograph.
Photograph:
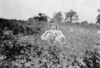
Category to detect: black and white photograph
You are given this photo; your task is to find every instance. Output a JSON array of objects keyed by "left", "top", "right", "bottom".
[{"left": 0, "top": 0, "right": 100, "bottom": 68}]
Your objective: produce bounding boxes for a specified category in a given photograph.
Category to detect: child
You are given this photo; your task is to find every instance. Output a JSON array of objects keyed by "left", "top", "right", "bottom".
[{"left": 41, "top": 20, "right": 66, "bottom": 44}]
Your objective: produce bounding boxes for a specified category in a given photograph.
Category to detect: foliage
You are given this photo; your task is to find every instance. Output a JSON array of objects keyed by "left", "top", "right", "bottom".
[
  {"left": 0, "top": 15, "right": 48, "bottom": 36},
  {"left": 96, "top": 14, "right": 100, "bottom": 25},
  {"left": 0, "top": 31, "right": 100, "bottom": 68},
  {"left": 65, "top": 10, "right": 78, "bottom": 23},
  {"left": 53, "top": 12, "right": 63, "bottom": 23},
  {"left": 0, "top": 18, "right": 33, "bottom": 35},
  {"left": 83, "top": 49, "right": 100, "bottom": 68},
  {"left": 81, "top": 21, "right": 88, "bottom": 24},
  {"left": 96, "top": 9, "right": 100, "bottom": 25},
  {"left": 27, "top": 17, "right": 47, "bottom": 34},
  {"left": 34, "top": 13, "right": 48, "bottom": 21}
]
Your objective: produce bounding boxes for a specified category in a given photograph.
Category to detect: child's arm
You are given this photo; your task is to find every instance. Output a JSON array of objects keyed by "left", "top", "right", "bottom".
[{"left": 41, "top": 31, "right": 49, "bottom": 40}]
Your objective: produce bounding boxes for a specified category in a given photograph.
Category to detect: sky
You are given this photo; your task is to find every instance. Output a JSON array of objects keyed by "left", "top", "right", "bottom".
[{"left": 0, "top": 0, "right": 100, "bottom": 23}]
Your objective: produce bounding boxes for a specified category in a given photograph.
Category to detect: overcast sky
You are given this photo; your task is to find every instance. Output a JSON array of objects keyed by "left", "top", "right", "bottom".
[{"left": 0, "top": 0, "right": 100, "bottom": 23}]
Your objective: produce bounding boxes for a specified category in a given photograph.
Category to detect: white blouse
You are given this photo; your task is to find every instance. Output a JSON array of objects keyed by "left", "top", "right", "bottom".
[{"left": 41, "top": 29, "right": 66, "bottom": 43}]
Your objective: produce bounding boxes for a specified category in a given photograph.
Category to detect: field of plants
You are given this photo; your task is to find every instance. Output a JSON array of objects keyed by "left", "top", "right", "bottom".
[{"left": 0, "top": 15, "right": 100, "bottom": 68}]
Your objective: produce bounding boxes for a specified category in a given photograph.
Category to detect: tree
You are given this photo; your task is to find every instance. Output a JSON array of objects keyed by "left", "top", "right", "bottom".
[
  {"left": 65, "top": 10, "right": 78, "bottom": 23},
  {"left": 53, "top": 12, "right": 63, "bottom": 23},
  {"left": 34, "top": 13, "right": 48, "bottom": 21},
  {"left": 96, "top": 9, "right": 100, "bottom": 25}
]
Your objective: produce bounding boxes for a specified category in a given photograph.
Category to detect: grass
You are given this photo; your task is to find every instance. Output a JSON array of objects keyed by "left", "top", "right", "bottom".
[{"left": 57, "top": 22, "right": 100, "bottom": 58}]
